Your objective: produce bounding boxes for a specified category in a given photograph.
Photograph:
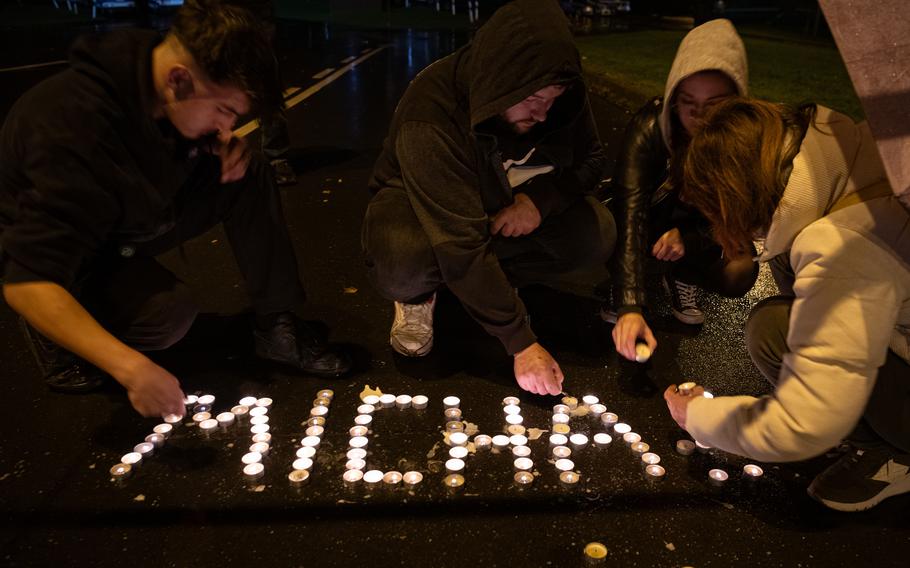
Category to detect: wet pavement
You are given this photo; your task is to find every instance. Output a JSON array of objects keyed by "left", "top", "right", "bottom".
[{"left": 1, "top": 17, "right": 909, "bottom": 568}]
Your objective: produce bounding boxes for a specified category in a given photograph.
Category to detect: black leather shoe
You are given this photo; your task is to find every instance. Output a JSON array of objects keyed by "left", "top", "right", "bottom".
[
  {"left": 253, "top": 313, "right": 352, "bottom": 377},
  {"left": 20, "top": 318, "right": 107, "bottom": 393}
]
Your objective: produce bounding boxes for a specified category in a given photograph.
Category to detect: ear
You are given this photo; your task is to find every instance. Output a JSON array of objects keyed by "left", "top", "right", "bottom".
[{"left": 166, "top": 65, "right": 194, "bottom": 101}]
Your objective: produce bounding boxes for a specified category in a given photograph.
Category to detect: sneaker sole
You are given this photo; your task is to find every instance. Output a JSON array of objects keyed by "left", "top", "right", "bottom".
[
  {"left": 670, "top": 308, "right": 705, "bottom": 325},
  {"left": 390, "top": 336, "right": 433, "bottom": 357},
  {"left": 807, "top": 472, "right": 910, "bottom": 512}
]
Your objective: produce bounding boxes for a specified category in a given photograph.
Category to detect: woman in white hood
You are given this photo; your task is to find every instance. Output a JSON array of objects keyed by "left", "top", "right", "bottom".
[{"left": 609, "top": 18, "right": 759, "bottom": 362}]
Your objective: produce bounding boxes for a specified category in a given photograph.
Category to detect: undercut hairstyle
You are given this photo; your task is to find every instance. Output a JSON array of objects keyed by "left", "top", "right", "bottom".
[
  {"left": 170, "top": 0, "right": 282, "bottom": 118},
  {"left": 680, "top": 97, "right": 813, "bottom": 256}
]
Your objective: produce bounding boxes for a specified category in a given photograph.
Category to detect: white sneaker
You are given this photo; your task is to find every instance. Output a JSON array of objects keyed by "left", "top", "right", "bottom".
[
  {"left": 390, "top": 293, "right": 436, "bottom": 357},
  {"left": 663, "top": 274, "right": 705, "bottom": 325}
]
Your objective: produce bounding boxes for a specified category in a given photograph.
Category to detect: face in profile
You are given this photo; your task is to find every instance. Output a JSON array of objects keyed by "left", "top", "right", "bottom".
[
  {"left": 163, "top": 67, "right": 251, "bottom": 141},
  {"left": 501, "top": 84, "right": 567, "bottom": 134},
  {"left": 674, "top": 70, "right": 737, "bottom": 136}
]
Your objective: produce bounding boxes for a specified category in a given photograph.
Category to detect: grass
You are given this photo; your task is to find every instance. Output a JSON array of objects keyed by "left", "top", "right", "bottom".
[{"left": 575, "top": 29, "right": 864, "bottom": 120}]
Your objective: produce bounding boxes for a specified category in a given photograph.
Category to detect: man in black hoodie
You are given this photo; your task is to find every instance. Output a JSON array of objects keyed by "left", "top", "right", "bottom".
[
  {"left": 363, "top": 0, "right": 616, "bottom": 395},
  {"left": 0, "top": 0, "right": 350, "bottom": 418}
]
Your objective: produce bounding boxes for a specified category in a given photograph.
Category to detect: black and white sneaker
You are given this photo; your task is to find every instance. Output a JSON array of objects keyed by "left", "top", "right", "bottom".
[
  {"left": 807, "top": 444, "right": 910, "bottom": 512},
  {"left": 663, "top": 274, "right": 704, "bottom": 325}
]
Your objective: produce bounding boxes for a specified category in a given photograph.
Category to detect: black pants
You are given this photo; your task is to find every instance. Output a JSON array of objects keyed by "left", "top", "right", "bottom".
[
  {"left": 362, "top": 187, "right": 617, "bottom": 303},
  {"left": 745, "top": 254, "right": 910, "bottom": 453},
  {"left": 78, "top": 153, "right": 305, "bottom": 351}
]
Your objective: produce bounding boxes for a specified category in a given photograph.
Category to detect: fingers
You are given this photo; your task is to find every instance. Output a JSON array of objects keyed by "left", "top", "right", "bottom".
[
  {"left": 546, "top": 362, "right": 564, "bottom": 396},
  {"left": 491, "top": 213, "right": 505, "bottom": 235},
  {"left": 218, "top": 137, "right": 250, "bottom": 183},
  {"left": 664, "top": 384, "right": 678, "bottom": 402}
]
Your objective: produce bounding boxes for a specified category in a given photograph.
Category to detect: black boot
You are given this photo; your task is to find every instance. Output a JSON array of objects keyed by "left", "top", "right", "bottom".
[
  {"left": 253, "top": 312, "right": 352, "bottom": 377},
  {"left": 19, "top": 318, "right": 107, "bottom": 393}
]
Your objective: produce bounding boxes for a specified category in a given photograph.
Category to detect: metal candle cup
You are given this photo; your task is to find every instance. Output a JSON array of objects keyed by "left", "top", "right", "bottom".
[
  {"left": 582, "top": 395, "right": 599, "bottom": 406},
  {"left": 677, "top": 382, "right": 696, "bottom": 396},
  {"left": 509, "top": 434, "right": 528, "bottom": 447},
  {"left": 444, "top": 408, "right": 463, "bottom": 420},
  {"left": 512, "top": 445, "right": 531, "bottom": 457},
  {"left": 357, "top": 404, "right": 375, "bottom": 415},
  {"left": 306, "top": 425, "right": 325, "bottom": 438},
  {"left": 593, "top": 433, "right": 612, "bottom": 447},
  {"left": 446, "top": 421, "right": 465, "bottom": 432},
  {"left": 503, "top": 396, "right": 520, "bottom": 406},
  {"left": 343, "top": 469, "right": 364, "bottom": 483},
  {"left": 641, "top": 452, "right": 660, "bottom": 465},
  {"left": 553, "top": 404, "right": 570, "bottom": 415},
  {"left": 584, "top": 542, "right": 608, "bottom": 563},
  {"left": 308, "top": 416, "right": 326, "bottom": 427},
  {"left": 601, "top": 413, "right": 619, "bottom": 428},
  {"left": 231, "top": 405, "right": 249, "bottom": 418},
  {"left": 163, "top": 413, "right": 183, "bottom": 424},
  {"left": 379, "top": 394, "right": 396, "bottom": 408},
  {"left": 445, "top": 458, "right": 465, "bottom": 473},
  {"left": 709, "top": 468, "right": 729, "bottom": 485},
  {"left": 554, "top": 458, "right": 575, "bottom": 472},
  {"left": 297, "top": 446, "right": 316, "bottom": 459},
  {"left": 503, "top": 404, "right": 522, "bottom": 415},
  {"left": 743, "top": 464, "right": 764, "bottom": 479},
  {"left": 622, "top": 432, "right": 641, "bottom": 445},
  {"left": 145, "top": 433, "right": 165, "bottom": 448},
  {"left": 589, "top": 404, "right": 607, "bottom": 417},
  {"left": 505, "top": 414, "right": 524, "bottom": 426},
  {"left": 310, "top": 405, "right": 328, "bottom": 417},
  {"left": 110, "top": 463, "right": 132, "bottom": 480},
  {"left": 349, "top": 436, "right": 368, "bottom": 449},
  {"left": 513, "top": 457, "right": 533, "bottom": 471},
  {"left": 153, "top": 423, "right": 173, "bottom": 437},
  {"left": 443, "top": 396, "right": 460, "bottom": 408},
  {"left": 569, "top": 433, "right": 589, "bottom": 447},
  {"left": 317, "top": 389, "right": 334, "bottom": 400},
  {"left": 249, "top": 406, "right": 268, "bottom": 417},
  {"left": 243, "top": 462, "right": 264, "bottom": 479},
  {"left": 250, "top": 424, "right": 270, "bottom": 435},
  {"left": 506, "top": 424, "right": 526, "bottom": 436},
  {"left": 133, "top": 442, "right": 154, "bottom": 458},
  {"left": 193, "top": 404, "right": 212, "bottom": 415},
  {"left": 449, "top": 446, "right": 469, "bottom": 459},
  {"left": 645, "top": 464, "right": 666, "bottom": 480},
  {"left": 552, "top": 423, "right": 571, "bottom": 435},
  {"left": 183, "top": 394, "right": 198, "bottom": 406},
  {"left": 549, "top": 434, "right": 568, "bottom": 446},
  {"left": 513, "top": 471, "right": 534, "bottom": 485},
  {"left": 121, "top": 452, "right": 142, "bottom": 466},
  {"left": 313, "top": 397, "right": 331, "bottom": 407},
  {"left": 192, "top": 412, "right": 211, "bottom": 423},
  {"left": 449, "top": 432, "right": 468, "bottom": 446},
  {"left": 252, "top": 433, "right": 272, "bottom": 444},
  {"left": 293, "top": 457, "right": 313, "bottom": 471},
  {"left": 403, "top": 471, "right": 424, "bottom": 485},
  {"left": 635, "top": 343, "right": 652, "bottom": 363},
  {"left": 363, "top": 470, "right": 384, "bottom": 484},
  {"left": 250, "top": 442, "right": 270, "bottom": 456},
  {"left": 492, "top": 435, "right": 510, "bottom": 449},
  {"left": 216, "top": 412, "right": 236, "bottom": 427},
  {"left": 474, "top": 434, "right": 492, "bottom": 448},
  {"left": 255, "top": 397, "right": 273, "bottom": 409},
  {"left": 349, "top": 426, "right": 368, "bottom": 437},
  {"left": 288, "top": 469, "right": 310, "bottom": 486},
  {"left": 362, "top": 394, "right": 380, "bottom": 406},
  {"left": 552, "top": 413, "right": 570, "bottom": 424},
  {"left": 552, "top": 445, "right": 572, "bottom": 458},
  {"left": 559, "top": 471, "right": 580, "bottom": 485},
  {"left": 411, "top": 395, "right": 429, "bottom": 409},
  {"left": 241, "top": 452, "right": 262, "bottom": 465},
  {"left": 301, "top": 435, "right": 321, "bottom": 448},
  {"left": 676, "top": 440, "right": 696, "bottom": 456},
  {"left": 197, "top": 394, "right": 215, "bottom": 406},
  {"left": 630, "top": 441, "right": 649, "bottom": 455},
  {"left": 238, "top": 396, "right": 258, "bottom": 407},
  {"left": 354, "top": 414, "right": 373, "bottom": 426},
  {"left": 561, "top": 396, "right": 578, "bottom": 409},
  {"left": 443, "top": 474, "right": 465, "bottom": 489},
  {"left": 613, "top": 422, "right": 631, "bottom": 435},
  {"left": 250, "top": 415, "right": 269, "bottom": 426},
  {"left": 383, "top": 471, "right": 403, "bottom": 485},
  {"left": 695, "top": 440, "right": 712, "bottom": 453},
  {"left": 395, "top": 395, "right": 412, "bottom": 409},
  {"left": 345, "top": 458, "right": 366, "bottom": 470}
]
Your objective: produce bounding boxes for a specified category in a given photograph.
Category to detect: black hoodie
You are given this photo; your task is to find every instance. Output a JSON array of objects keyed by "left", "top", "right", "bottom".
[
  {"left": 368, "top": 0, "right": 605, "bottom": 355},
  {"left": 0, "top": 30, "right": 196, "bottom": 289}
]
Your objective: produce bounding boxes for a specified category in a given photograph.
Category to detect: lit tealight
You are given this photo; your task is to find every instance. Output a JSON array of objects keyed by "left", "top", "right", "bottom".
[
  {"left": 492, "top": 435, "right": 510, "bottom": 449},
  {"left": 554, "top": 458, "right": 575, "bottom": 472},
  {"left": 362, "top": 394, "right": 381, "bottom": 406},
  {"left": 630, "top": 441, "right": 650, "bottom": 455},
  {"left": 249, "top": 406, "right": 268, "bottom": 417},
  {"left": 317, "top": 389, "right": 334, "bottom": 400},
  {"left": 509, "top": 434, "right": 528, "bottom": 447},
  {"left": 601, "top": 413, "right": 619, "bottom": 427},
  {"left": 449, "top": 432, "right": 469, "bottom": 446},
  {"left": 192, "top": 412, "right": 211, "bottom": 423},
  {"left": 552, "top": 423, "right": 571, "bottom": 435},
  {"left": 589, "top": 403, "right": 607, "bottom": 416},
  {"left": 241, "top": 452, "right": 262, "bottom": 465},
  {"left": 503, "top": 404, "right": 522, "bottom": 415},
  {"left": 443, "top": 396, "right": 460, "bottom": 408},
  {"left": 197, "top": 394, "right": 215, "bottom": 406},
  {"left": 379, "top": 394, "right": 396, "bottom": 408},
  {"left": 503, "top": 396, "right": 520, "bottom": 406},
  {"left": 383, "top": 471, "right": 403, "bottom": 484},
  {"left": 512, "top": 445, "right": 532, "bottom": 457},
  {"left": 449, "top": 446, "right": 469, "bottom": 459},
  {"left": 443, "top": 474, "right": 465, "bottom": 488},
  {"left": 676, "top": 440, "right": 696, "bottom": 455},
  {"left": 444, "top": 408, "right": 463, "bottom": 420},
  {"left": 552, "top": 446, "right": 571, "bottom": 458},
  {"left": 622, "top": 432, "right": 641, "bottom": 445},
  {"left": 354, "top": 414, "right": 373, "bottom": 426},
  {"left": 395, "top": 395, "right": 412, "bottom": 409},
  {"left": 238, "top": 396, "right": 258, "bottom": 407},
  {"left": 231, "top": 405, "right": 249, "bottom": 418},
  {"left": 514, "top": 471, "right": 534, "bottom": 485},
  {"left": 474, "top": 435, "right": 492, "bottom": 448},
  {"left": 216, "top": 412, "right": 236, "bottom": 426},
  {"left": 569, "top": 433, "right": 589, "bottom": 447},
  {"left": 702, "top": 391, "right": 714, "bottom": 399},
  {"left": 199, "top": 418, "right": 219, "bottom": 433},
  {"left": 709, "top": 469, "right": 729, "bottom": 485},
  {"left": 403, "top": 471, "right": 424, "bottom": 485},
  {"left": 635, "top": 343, "right": 652, "bottom": 363},
  {"left": 346, "top": 448, "right": 366, "bottom": 460},
  {"left": 695, "top": 440, "right": 712, "bottom": 453},
  {"left": 349, "top": 436, "right": 368, "bottom": 449},
  {"left": 133, "top": 442, "right": 154, "bottom": 457},
  {"left": 513, "top": 457, "right": 533, "bottom": 471},
  {"left": 582, "top": 395, "right": 599, "bottom": 406},
  {"left": 552, "top": 413, "right": 570, "bottom": 424},
  {"left": 743, "top": 464, "right": 764, "bottom": 479},
  {"left": 297, "top": 446, "right": 316, "bottom": 459},
  {"left": 343, "top": 469, "right": 364, "bottom": 483},
  {"left": 301, "top": 435, "right": 321, "bottom": 448},
  {"left": 562, "top": 396, "right": 578, "bottom": 409},
  {"left": 110, "top": 463, "right": 132, "bottom": 480},
  {"left": 243, "top": 462, "right": 264, "bottom": 479},
  {"left": 144, "top": 433, "right": 165, "bottom": 448},
  {"left": 584, "top": 542, "right": 608, "bottom": 562},
  {"left": 255, "top": 397, "right": 273, "bottom": 409},
  {"left": 357, "top": 404, "right": 375, "bottom": 415},
  {"left": 412, "top": 395, "right": 429, "bottom": 409},
  {"left": 306, "top": 425, "right": 325, "bottom": 438},
  {"left": 506, "top": 424, "right": 526, "bottom": 436},
  {"left": 183, "top": 395, "right": 198, "bottom": 406},
  {"left": 163, "top": 413, "right": 183, "bottom": 424},
  {"left": 505, "top": 414, "right": 524, "bottom": 425},
  {"left": 445, "top": 458, "right": 465, "bottom": 473},
  {"left": 250, "top": 424, "right": 270, "bottom": 435},
  {"left": 308, "top": 416, "right": 327, "bottom": 427},
  {"left": 250, "top": 415, "right": 269, "bottom": 426},
  {"left": 559, "top": 471, "right": 580, "bottom": 485},
  {"left": 641, "top": 452, "right": 660, "bottom": 465},
  {"left": 645, "top": 464, "right": 666, "bottom": 479},
  {"left": 593, "top": 433, "right": 612, "bottom": 447},
  {"left": 288, "top": 469, "right": 310, "bottom": 486},
  {"left": 363, "top": 470, "right": 384, "bottom": 484},
  {"left": 310, "top": 405, "right": 328, "bottom": 417},
  {"left": 553, "top": 404, "right": 570, "bottom": 415},
  {"left": 252, "top": 433, "right": 272, "bottom": 444},
  {"left": 613, "top": 422, "right": 631, "bottom": 435},
  {"left": 308, "top": 396, "right": 328, "bottom": 407},
  {"left": 678, "top": 382, "right": 696, "bottom": 395},
  {"left": 153, "top": 423, "right": 173, "bottom": 437},
  {"left": 293, "top": 458, "right": 313, "bottom": 471},
  {"left": 193, "top": 404, "right": 211, "bottom": 414},
  {"left": 250, "top": 442, "right": 270, "bottom": 455},
  {"left": 349, "top": 426, "right": 368, "bottom": 437},
  {"left": 549, "top": 433, "right": 568, "bottom": 446},
  {"left": 446, "top": 421, "right": 465, "bottom": 432},
  {"left": 345, "top": 458, "right": 366, "bottom": 470}
]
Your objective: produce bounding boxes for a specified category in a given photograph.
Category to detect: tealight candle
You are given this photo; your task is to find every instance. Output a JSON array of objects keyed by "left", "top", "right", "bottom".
[
  {"left": 144, "top": 433, "right": 165, "bottom": 448},
  {"left": 250, "top": 415, "right": 269, "bottom": 426},
  {"left": 110, "top": 463, "right": 132, "bottom": 480},
  {"left": 345, "top": 458, "right": 366, "bottom": 470},
  {"left": 395, "top": 395, "right": 412, "bottom": 409},
  {"left": 677, "top": 382, "right": 696, "bottom": 395},
  {"left": 622, "top": 432, "right": 641, "bottom": 445},
  {"left": 559, "top": 471, "right": 579, "bottom": 485},
  {"left": 601, "top": 413, "right": 619, "bottom": 428},
  {"left": 310, "top": 405, "right": 328, "bottom": 417},
  {"left": 513, "top": 471, "right": 534, "bottom": 485},
  {"left": 250, "top": 424, "right": 270, "bottom": 435},
  {"left": 183, "top": 395, "right": 198, "bottom": 406},
  {"left": 343, "top": 469, "right": 364, "bottom": 483},
  {"left": 346, "top": 448, "right": 365, "bottom": 460},
  {"left": 676, "top": 440, "right": 696, "bottom": 455},
  {"left": 443, "top": 474, "right": 465, "bottom": 488},
  {"left": 349, "top": 426, "right": 368, "bottom": 437},
  {"left": 197, "top": 394, "right": 215, "bottom": 406},
  {"left": 306, "top": 425, "right": 325, "bottom": 437},
  {"left": 241, "top": 452, "right": 262, "bottom": 465},
  {"left": 231, "top": 405, "right": 249, "bottom": 418},
  {"left": 349, "top": 436, "right": 368, "bottom": 449},
  {"left": 243, "top": 463, "right": 264, "bottom": 479},
  {"left": 383, "top": 471, "right": 403, "bottom": 484},
  {"left": 364, "top": 470, "right": 384, "bottom": 484},
  {"left": 357, "top": 404, "right": 375, "bottom": 415},
  {"left": 379, "top": 394, "right": 396, "bottom": 408},
  {"left": 252, "top": 433, "right": 272, "bottom": 444},
  {"left": 192, "top": 412, "right": 211, "bottom": 423},
  {"left": 446, "top": 421, "right": 465, "bottom": 432},
  {"left": 554, "top": 458, "right": 575, "bottom": 472},
  {"left": 492, "top": 435, "right": 510, "bottom": 449},
  {"left": 133, "top": 442, "right": 154, "bottom": 457},
  {"left": 552, "top": 413, "right": 570, "bottom": 424},
  {"left": 249, "top": 406, "right": 268, "bottom": 417},
  {"left": 297, "top": 446, "right": 316, "bottom": 459},
  {"left": 645, "top": 464, "right": 666, "bottom": 479},
  {"left": 250, "top": 442, "right": 270, "bottom": 455},
  {"left": 709, "top": 469, "right": 729, "bottom": 485},
  {"left": 635, "top": 343, "right": 652, "bottom": 363},
  {"left": 153, "top": 423, "right": 173, "bottom": 437},
  {"left": 641, "top": 452, "right": 660, "bottom": 465},
  {"left": 702, "top": 391, "right": 714, "bottom": 399},
  {"left": 512, "top": 445, "right": 531, "bottom": 457},
  {"left": 589, "top": 404, "right": 607, "bottom": 417},
  {"left": 193, "top": 404, "right": 212, "bottom": 414},
  {"left": 552, "top": 446, "right": 571, "bottom": 458},
  {"left": 553, "top": 404, "right": 570, "bottom": 414},
  {"left": 412, "top": 395, "right": 428, "bottom": 409},
  {"left": 630, "top": 441, "right": 649, "bottom": 455},
  {"left": 593, "top": 433, "right": 612, "bottom": 447},
  {"left": 582, "top": 395, "right": 599, "bottom": 406},
  {"left": 449, "top": 446, "right": 469, "bottom": 459},
  {"left": 584, "top": 542, "right": 608, "bottom": 562},
  {"left": 503, "top": 404, "right": 522, "bottom": 415},
  {"left": 562, "top": 396, "right": 578, "bottom": 409},
  {"left": 445, "top": 458, "right": 465, "bottom": 473},
  {"left": 505, "top": 414, "right": 524, "bottom": 425},
  {"left": 743, "top": 464, "right": 764, "bottom": 479},
  {"left": 444, "top": 408, "right": 462, "bottom": 420},
  {"left": 549, "top": 434, "right": 568, "bottom": 446},
  {"left": 255, "top": 397, "right": 273, "bottom": 409},
  {"left": 506, "top": 425, "right": 527, "bottom": 436},
  {"left": 552, "top": 423, "right": 571, "bottom": 435},
  {"left": 443, "top": 396, "right": 460, "bottom": 408},
  {"left": 301, "top": 435, "right": 321, "bottom": 448},
  {"left": 308, "top": 416, "right": 326, "bottom": 427},
  {"left": 163, "top": 413, "right": 183, "bottom": 424},
  {"left": 613, "top": 422, "right": 631, "bottom": 435},
  {"left": 509, "top": 434, "right": 528, "bottom": 447},
  {"left": 503, "top": 396, "right": 520, "bottom": 406},
  {"left": 239, "top": 396, "right": 258, "bottom": 407},
  {"left": 474, "top": 435, "right": 492, "bottom": 448},
  {"left": 354, "top": 414, "right": 372, "bottom": 426},
  {"left": 216, "top": 412, "right": 236, "bottom": 427},
  {"left": 317, "top": 389, "right": 334, "bottom": 400},
  {"left": 513, "top": 457, "right": 533, "bottom": 471},
  {"left": 362, "top": 394, "right": 380, "bottom": 405},
  {"left": 695, "top": 440, "right": 712, "bottom": 453},
  {"left": 288, "top": 469, "right": 310, "bottom": 486},
  {"left": 449, "top": 432, "right": 469, "bottom": 446},
  {"left": 403, "top": 471, "right": 424, "bottom": 485},
  {"left": 313, "top": 397, "right": 330, "bottom": 407},
  {"left": 293, "top": 457, "right": 313, "bottom": 471},
  {"left": 199, "top": 419, "right": 219, "bottom": 435},
  {"left": 569, "top": 433, "right": 589, "bottom": 447}
]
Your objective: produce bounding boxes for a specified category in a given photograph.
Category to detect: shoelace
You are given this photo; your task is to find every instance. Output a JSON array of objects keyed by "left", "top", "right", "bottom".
[
  {"left": 674, "top": 280, "right": 699, "bottom": 309},
  {"left": 399, "top": 302, "right": 433, "bottom": 333}
]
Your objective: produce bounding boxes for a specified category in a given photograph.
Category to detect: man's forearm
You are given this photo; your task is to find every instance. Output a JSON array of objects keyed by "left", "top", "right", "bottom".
[{"left": 3, "top": 281, "right": 148, "bottom": 386}]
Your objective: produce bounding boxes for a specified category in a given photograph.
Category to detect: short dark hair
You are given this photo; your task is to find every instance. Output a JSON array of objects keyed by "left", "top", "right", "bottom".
[{"left": 170, "top": 0, "right": 282, "bottom": 118}]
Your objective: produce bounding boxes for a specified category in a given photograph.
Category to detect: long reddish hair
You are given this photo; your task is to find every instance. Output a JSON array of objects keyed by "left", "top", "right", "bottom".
[{"left": 680, "top": 97, "right": 812, "bottom": 256}]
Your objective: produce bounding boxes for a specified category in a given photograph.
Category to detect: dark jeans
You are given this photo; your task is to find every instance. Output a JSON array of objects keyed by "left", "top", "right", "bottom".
[
  {"left": 745, "top": 294, "right": 910, "bottom": 453},
  {"left": 362, "top": 187, "right": 617, "bottom": 303},
  {"left": 77, "top": 153, "right": 305, "bottom": 351}
]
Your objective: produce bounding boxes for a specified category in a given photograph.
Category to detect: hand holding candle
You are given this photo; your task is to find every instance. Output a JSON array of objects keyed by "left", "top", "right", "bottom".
[
  {"left": 663, "top": 383, "right": 705, "bottom": 430},
  {"left": 611, "top": 311, "right": 657, "bottom": 363},
  {"left": 513, "top": 342, "right": 564, "bottom": 396}
]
